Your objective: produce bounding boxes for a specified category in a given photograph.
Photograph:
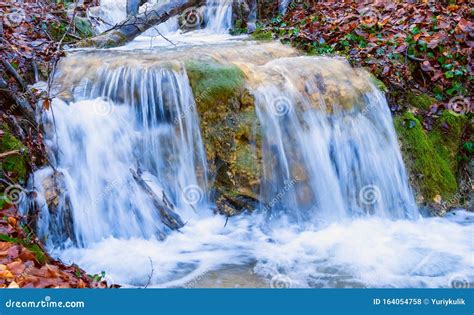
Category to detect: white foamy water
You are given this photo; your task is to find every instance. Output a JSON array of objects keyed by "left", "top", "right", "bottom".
[
  {"left": 56, "top": 212, "right": 474, "bottom": 288},
  {"left": 25, "top": 66, "right": 209, "bottom": 247}
]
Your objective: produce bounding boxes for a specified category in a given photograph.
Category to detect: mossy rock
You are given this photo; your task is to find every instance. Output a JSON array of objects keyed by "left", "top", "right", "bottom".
[
  {"left": 428, "top": 110, "right": 467, "bottom": 173},
  {"left": 74, "top": 16, "right": 94, "bottom": 38},
  {"left": 186, "top": 59, "right": 245, "bottom": 109},
  {"left": 406, "top": 91, "right": 437, "bottom": 110},
  {"left": 186, "top": 59, "right": 262, "bottom": 211},
  {"left": 394, "top": 112, "right": 457, "bottom": 201},
  {"left": 0, "top": 125, "right": 28, "bottom": 184},
  {"left": 369, "top": 74, "right": 387, "bottom": 93}
]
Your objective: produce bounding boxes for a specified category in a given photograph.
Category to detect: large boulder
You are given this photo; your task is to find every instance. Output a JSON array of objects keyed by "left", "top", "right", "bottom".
[{"left": 186, "top": 59, "right": 261, "bottom": 215}]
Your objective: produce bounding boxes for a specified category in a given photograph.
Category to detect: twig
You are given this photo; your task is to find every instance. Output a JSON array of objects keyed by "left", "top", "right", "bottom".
[
  {"left": 0, "top": 150, "right": 20, "bottom": 159},
  {"left": 58, "top": 1, "right": 79, "bottom": 48},
  {"left": 407, "top": 55, "right": 425, "bottom": 62},
  {"left": 144, "top": 257, "right": 154, "bottom": 289},
  {"left": 1, "top": 59, "right": 28, "bottom": 91}
]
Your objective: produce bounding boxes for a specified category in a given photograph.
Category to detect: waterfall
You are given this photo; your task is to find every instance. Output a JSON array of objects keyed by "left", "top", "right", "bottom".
[
  {"left": 89, "top": 0, "right": 128, "bottom": 33},
  {"left": 22, "top": 41, "right": 472, "bottom": 288},
  {"left": 250, "top": 57, "right": 418, "bottom": 225},
  {"left": 204, "top": 0, "right": 233, "bottom": 33},
  {"left": 90, "top": 0, "right": 233, "bottom": 35},
  {"left": 26, "top": 64, "right": 209, "bottom": 247},
  {"left": 279, "top": 0, "right": 291, "bottom": 15}
]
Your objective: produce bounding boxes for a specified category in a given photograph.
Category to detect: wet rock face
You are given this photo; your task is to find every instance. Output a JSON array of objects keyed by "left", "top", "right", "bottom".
[
  {"left": 231, "top": 0, "right": 252, "bottom": 28},
  {"left": 186, "top": 59, "right": 262, "bottom": 215},
  {"left": 29, "top": 170, "right": 76, "bottom": 246}
]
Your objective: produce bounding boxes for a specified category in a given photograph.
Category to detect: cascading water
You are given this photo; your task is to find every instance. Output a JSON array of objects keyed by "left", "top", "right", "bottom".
[
  {"left": 204, "top": 0, "right": 233, "bottom": 33},
  {"left": 22, "top": 8, "right": 473, "bottom": 287},
  {"left": 279, "top": 0, "right": 291, "bottom": 15},
  {"left": 26, "top": 63, "right": 209, "bottom": 248},
  {"left": 250, "top": 57, "right": 418, "bottom": 225},
  {"left": 90, "top": 0, "right": 232, "bottom": 35},
  {"left": 89, "top": 0, "right": 128, "bottom": 33},
  {"left": 141, "top": 0, "right": 179, "bottom": 35}
]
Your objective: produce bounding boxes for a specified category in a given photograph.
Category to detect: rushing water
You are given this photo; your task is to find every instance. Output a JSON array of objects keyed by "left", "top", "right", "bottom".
[
  {"left": 251, "top": 57, "right": 418, "bottom": 225},
  {"left": 21, "top": 3, "right": 474, "bottom": 288},
  {"left": 91, "top": 0, "right": 232, "bottom": 34},
  {"left": 89, "top": 0, "right": 128, "bottom": 33},
  {"left": 204, "top": 0, "right": 232, "bottom": 33},
  {"left": 279, "top": 0, "right": 291, "bottom": 15},
  {"left": 29, "top": 66, "right": 209, "bottom": 247}
]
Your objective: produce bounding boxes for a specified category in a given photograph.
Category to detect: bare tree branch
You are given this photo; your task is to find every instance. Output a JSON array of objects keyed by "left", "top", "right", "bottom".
[{"left": 77, "top": 0, "right": 205, "bottom": 48}]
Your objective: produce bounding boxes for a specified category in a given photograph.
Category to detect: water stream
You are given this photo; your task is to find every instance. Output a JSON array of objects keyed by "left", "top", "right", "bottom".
[{"left": 21, "top": 1, "right": 473, "bottom": 288}]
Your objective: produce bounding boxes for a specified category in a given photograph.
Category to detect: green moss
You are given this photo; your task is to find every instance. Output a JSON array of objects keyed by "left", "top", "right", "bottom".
[
  {"left": 394, "top": 112, "right": 457, "bottom": 200},
  {"left": 48, "top": 21, "right": 70, "bottom": 42},
  {"left": 428, "top": 110, "right": 467, "bottom": 172},
  {"left": 369, "top": 74, "right": 387, "bottom": 93},
  {"left": 230, "top": 19, "right": 248, "bottom": 35},
  {"left": 186, "top": 60, "right": 245, "bottom": 112},
  {"left": 74, "top": 16, "right": 94, "bottom": 38},
  {"left": 407, "top": 92, "right": 437, "bottom": 110},
  {"left": 1, "top": 125, "right": 28, "bottom": 183},
  {"left": 251, "top": 28, "right": 273, "bottom": 41},
  {"left": 186, "top": 60, "right": 262, "bottom": 203}
]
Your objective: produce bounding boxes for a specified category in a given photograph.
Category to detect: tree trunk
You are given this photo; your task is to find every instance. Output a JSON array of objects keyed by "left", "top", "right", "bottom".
[{"left": 77, "top": 0, "right": 205, "bottom": 48}]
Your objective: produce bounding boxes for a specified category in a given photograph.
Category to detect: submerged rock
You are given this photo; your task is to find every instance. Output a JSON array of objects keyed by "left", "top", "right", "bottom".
[{"left": 24, "top": 168, "right": 76, "bottom": 247}]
